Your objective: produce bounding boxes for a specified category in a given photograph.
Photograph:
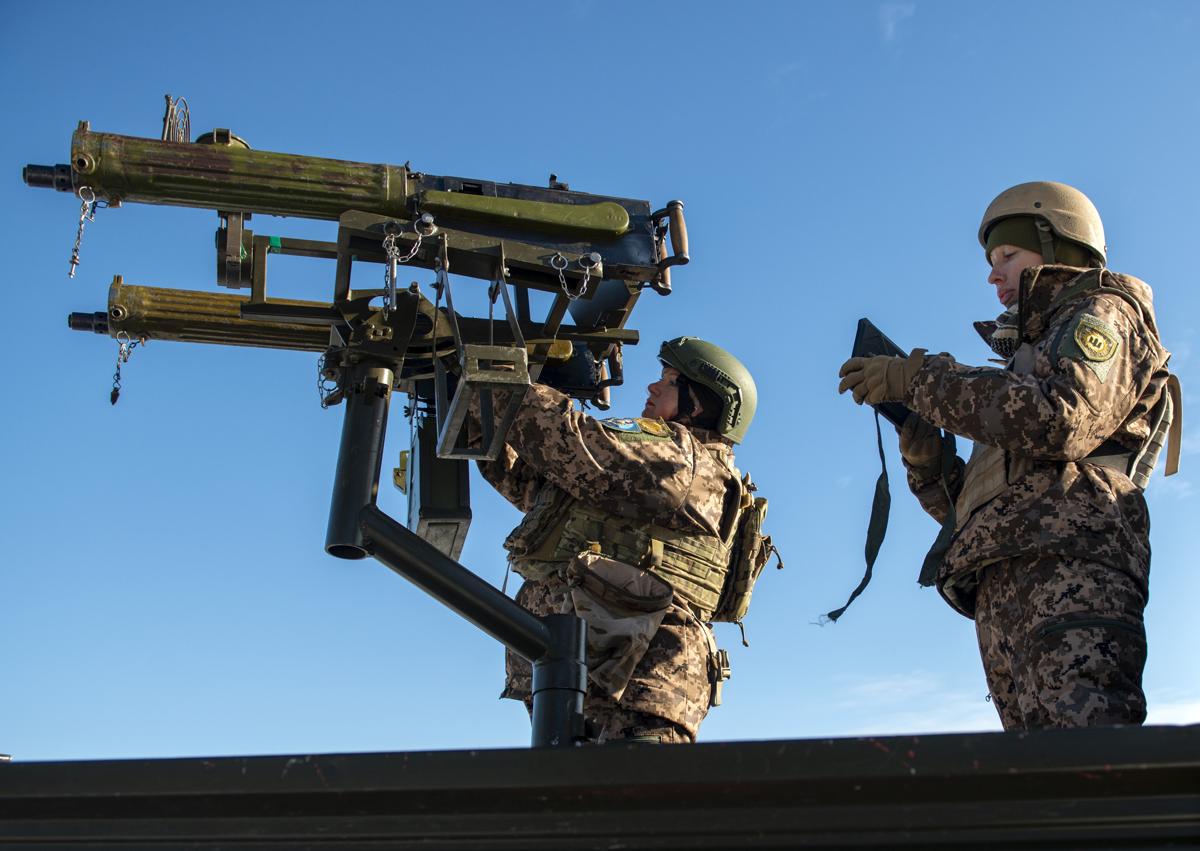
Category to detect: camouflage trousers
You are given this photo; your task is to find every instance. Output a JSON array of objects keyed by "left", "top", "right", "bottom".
[
  {"left": 503, "top": 575, "right": 714, "bottom": 744},
  {"left": 974, "top": 554, "right": 1148, "bottom": 730}
]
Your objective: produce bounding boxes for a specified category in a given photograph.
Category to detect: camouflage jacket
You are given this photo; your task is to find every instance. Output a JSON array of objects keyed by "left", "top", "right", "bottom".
[
  {"left": 902, "top": 266, "right": 1171, "bottom": 615},
  {"left": 476, "top": 384, "right": 740, "bottom": 574}
]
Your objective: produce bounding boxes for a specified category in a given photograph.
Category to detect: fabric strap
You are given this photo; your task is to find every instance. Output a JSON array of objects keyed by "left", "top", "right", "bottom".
[
  {"left": 825, "top": 410, "right": 890, "bottom": 622},
  {"left": 917, "top": 431, "right": 959, "bottom": 587}
]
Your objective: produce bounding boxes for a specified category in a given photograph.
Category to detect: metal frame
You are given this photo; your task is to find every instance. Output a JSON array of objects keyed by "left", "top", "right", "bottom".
[
  {"left": 324, "top": 363, "right": 586, "bottom": 750},
  {"left": 1, "top": 725, "right": 1196, "bottom": 848}
]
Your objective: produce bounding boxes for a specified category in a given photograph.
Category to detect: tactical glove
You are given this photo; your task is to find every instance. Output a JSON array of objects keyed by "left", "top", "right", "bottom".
[
  {"left": 898, "top": 413, "right": 943, "bottom": 472},
  {"left": 837, "top": 349, "right": 926, "bottom": 406}
]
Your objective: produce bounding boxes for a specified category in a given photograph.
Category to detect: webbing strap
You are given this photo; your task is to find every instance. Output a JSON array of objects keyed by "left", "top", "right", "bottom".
[
  {"left": 917, "top": 430, "right": 958, "bottom": 587},
  {"left": 1165, "top": 374, "right": 1183, "bottom": 477},
  {"left": 825, "top": 410, "right": 890, "bottom": 622}
]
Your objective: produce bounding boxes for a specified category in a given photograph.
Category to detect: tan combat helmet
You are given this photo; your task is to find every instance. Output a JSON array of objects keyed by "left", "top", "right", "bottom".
[
  {"left": 658, "top": 336, "right": 757, "bottom": 443},
  {"left": 978, "top": 181, "right": 1107, "bottom": 265}
]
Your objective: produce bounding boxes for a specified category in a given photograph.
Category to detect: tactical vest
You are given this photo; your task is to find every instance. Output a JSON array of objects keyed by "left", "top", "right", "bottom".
[
  {"left": 955, "top": 301, "right": 1184, "bottom": 527},
  {"left": 953, "top": 343, "right": 1037, "bottom": 527},
  {"left": 504, "top": 448, "right": 774, "bottom": 624}
]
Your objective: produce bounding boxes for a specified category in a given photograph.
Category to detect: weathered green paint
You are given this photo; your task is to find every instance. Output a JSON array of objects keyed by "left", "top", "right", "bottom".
[
  {"left": 107, "top": 277, "right": 331, "bottom": 351},
  {"left": 419, "top": 190, "right": 630, "bottom": 238},
  {"left": 72, "top": 127, "right": 410, "bottom": 220}
]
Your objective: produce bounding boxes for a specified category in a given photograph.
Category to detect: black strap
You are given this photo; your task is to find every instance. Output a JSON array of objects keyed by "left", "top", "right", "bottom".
[
  {"left": 825, "top": 410, "right": 890, "bottom": 622},
  {"left": 917, "top": 431, "right": 958, "bottom": 587}
]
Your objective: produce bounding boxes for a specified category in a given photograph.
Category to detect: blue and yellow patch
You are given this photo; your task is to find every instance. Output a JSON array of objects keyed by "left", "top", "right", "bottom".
[{"left": 599, "top": 416, "right": 673, "bottom": 440}]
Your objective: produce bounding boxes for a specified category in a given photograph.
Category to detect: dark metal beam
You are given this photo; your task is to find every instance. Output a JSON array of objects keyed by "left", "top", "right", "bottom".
[{"left": 1, "top": 725, "right": 1196, "bottom": 848}]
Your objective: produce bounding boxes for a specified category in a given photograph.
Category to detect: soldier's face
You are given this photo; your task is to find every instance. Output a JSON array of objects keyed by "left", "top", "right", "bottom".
[
  {"left": 643, "top": 367, "right": 681, "bottom": 420},
  {"left": 988, "top": 244, "right": 1043, "bottom": 307}
]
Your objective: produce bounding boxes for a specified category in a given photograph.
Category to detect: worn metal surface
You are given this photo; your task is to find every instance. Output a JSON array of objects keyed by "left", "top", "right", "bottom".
[{"left": 1, "top": 726, "right": 1196, "bottom": 848}]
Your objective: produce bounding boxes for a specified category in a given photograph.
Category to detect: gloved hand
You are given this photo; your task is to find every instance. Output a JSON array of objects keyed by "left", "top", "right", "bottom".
[
  {"left": 837, "top": 349, "right": 926, "bottom": 406},
  {"left": 898, "top": 413, "right": 943, "bottom": 470}
]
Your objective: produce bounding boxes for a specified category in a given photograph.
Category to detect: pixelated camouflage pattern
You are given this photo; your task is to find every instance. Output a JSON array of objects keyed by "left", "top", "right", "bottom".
[
  {"left": 477, "top": 384, "right": 738, "bottom": 739},
  {"left": 503, "top": 573, "right": 712, "bottom": 742},
  {"left": 565, "top": 553, "right": 673, "bottom": 701},
  {"left": 974, "top": 554, "right": 1148, "bottom": 729},
  {"left": 901, "top": 266, "right": 1170, "bottom": 615}
]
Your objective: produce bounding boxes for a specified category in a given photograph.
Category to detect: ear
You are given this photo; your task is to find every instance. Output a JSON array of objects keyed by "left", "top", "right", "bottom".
[{"left": 687, "top": 386, "right": 704, "bottom": 418}]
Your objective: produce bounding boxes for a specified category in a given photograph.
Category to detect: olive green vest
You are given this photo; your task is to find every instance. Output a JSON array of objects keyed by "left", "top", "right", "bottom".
[{"left": 505, "top": 450, "right": 741, "bottom": 622}]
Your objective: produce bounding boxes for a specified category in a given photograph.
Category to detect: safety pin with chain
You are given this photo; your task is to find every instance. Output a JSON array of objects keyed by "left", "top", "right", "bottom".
[
  {"left": 110, "top": 331, "right": 147, "bottom": 405},
  {"left": 381, "top": 214, "right": 437, "bottom": 320},
  {"left": 68, "top": 186, "right": 100, "bottom": 279},
  {"left": 551, "top": 252, "right": 601, "bottom": 300}
]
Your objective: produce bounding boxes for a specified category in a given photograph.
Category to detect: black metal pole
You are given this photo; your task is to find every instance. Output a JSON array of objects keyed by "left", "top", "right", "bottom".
[
  {"left": 360, "top": 504, "right": 550, "bottom": 661},
  {"left": 531, "top": 614, "right": 588, "bottom": 748},
  {"left": 326, "top": 364, "right": 393, "bottom": 559},
  {"left": 327, "top": 367, "right": 586, "bottom": 747},
  {"left": 359, "top": 506, "right": 587, "bottom": 749}
]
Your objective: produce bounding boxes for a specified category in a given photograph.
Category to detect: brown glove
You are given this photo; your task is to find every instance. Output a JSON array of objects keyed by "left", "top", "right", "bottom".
[
  {"left": 898, "top": 413, "right": 943, "bottom": 471},
  {"left": 837, "top": 349, "right": 926, "bottom": 406}
]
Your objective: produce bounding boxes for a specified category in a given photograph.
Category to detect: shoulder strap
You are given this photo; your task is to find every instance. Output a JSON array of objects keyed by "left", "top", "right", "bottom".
[{"left": 1164, "top": 373, "right": 1183, "bottom": 477}]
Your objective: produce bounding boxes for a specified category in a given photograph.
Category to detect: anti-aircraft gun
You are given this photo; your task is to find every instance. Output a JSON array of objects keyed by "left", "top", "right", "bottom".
[{"left": 23, "top": 97, "right": 690, "bottom": 748}]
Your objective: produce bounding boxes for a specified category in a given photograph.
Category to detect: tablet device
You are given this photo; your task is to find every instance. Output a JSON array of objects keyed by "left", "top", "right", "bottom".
[{"left": 851, "top": 318, "right": 913, "bottom": 428}]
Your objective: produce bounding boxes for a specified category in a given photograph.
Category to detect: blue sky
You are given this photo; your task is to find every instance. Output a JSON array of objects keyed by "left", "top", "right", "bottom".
[{"left": 2, "top": 1, "right": 1198, "bottom": 760}]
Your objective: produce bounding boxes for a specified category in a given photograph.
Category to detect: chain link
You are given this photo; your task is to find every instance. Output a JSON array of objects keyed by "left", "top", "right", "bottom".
[
  {"left": 317, "top": 353, "right": 340, "bottom": 409},
  {"left": 68, "top": 186, "right": 98, "bottom": 279},
  {"left": 110, "top": 331, "right": 145, "bottom": 405},
  {"left": 551, "top": 252, "right": 600, "bottom": 300},
  {"left": 381, "top": 216, "right": 435, "bottom": 319}
]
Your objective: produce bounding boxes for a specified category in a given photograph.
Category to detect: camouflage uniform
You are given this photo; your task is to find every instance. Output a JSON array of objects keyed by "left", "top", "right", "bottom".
[
  {"left": 478, "top": 383, "right": 740, "bottom": 743},
  {"left": 902, "top": 265, "right": 1171, "bottom": 729}
]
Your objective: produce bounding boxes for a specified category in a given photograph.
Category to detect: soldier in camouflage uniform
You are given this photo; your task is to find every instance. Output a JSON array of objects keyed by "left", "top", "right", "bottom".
[
  {"left": 839, "top": 182, "right": 1178, "bottom": 730},
  {"left": 478, "top": 337, "right": 758, "bottom": 743}
]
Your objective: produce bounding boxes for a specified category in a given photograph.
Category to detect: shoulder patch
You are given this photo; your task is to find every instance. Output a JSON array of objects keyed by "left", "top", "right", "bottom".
[
  {"left": 600, "top": 417, "right": 640, "bottom": 433},
  {"left": 634, "top": 417, "right": 672, "bottom": 437},
  {"left": 1058, "top": 312, "right": 1121, "bottom": 382},
  {"left": 599, "top": 416, "right": 672, "bottom": 440},
  {"left": 1074, "top": 314, "right": 1120, "bottom": 362}
]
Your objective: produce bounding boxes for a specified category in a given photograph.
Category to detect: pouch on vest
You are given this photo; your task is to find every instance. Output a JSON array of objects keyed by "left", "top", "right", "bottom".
[
  {"left": 564, "top": 552, "right": 673, "bottom": 701},
  {"left": 712, "top": 475, "right": 782, "bottom": 630}
]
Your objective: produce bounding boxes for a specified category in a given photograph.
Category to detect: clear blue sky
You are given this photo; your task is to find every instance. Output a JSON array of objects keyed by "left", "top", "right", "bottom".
[{"left": 3, "top": 0, "right": 1197, "bottom": 760}]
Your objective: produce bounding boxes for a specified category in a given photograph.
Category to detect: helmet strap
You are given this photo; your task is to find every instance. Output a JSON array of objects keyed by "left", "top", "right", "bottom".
[
  {"left": 1035, "top": 218, "right": 1057, "bottom": 264},
  {"left": 675, "top": 373, "right": 696, "bottom": 420}
]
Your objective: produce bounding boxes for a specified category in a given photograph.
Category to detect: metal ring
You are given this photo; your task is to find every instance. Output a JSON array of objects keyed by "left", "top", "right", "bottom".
[
  {"left": 579, "top": 252, "right": 600, "bottom": 270},
  {"left": 550, "top": 253, "right": 568, "bottom": 270}
]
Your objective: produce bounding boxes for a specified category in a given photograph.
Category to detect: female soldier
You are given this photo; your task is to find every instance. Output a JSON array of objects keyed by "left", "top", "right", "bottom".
[
  {"left": 480, "top": 337, "right": 758, "bottom": 743},
  {"left": 839, "top": 182, "right": 1178, "bottom": 729}
]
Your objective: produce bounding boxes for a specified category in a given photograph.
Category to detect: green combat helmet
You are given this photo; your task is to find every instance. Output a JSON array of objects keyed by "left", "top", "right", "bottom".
[
  {"left": 978, "top": 181, "right": 1107, "bottom": 265},
  {"left": 658, "top": 337, "right": 757, "bottom": 443}
]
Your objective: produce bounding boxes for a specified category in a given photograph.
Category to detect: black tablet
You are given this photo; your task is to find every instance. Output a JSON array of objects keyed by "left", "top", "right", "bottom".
[{"left": 851, "top": 318, "right": 913, "bottom": 428}]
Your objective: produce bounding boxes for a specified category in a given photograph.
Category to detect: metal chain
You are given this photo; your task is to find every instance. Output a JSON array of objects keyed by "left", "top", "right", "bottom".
[
  {"left": 317, "top": 353, "right": 340, "bottom": 409},
  {"left": 551, "top": 252, "right": 600, "bottom": 300},
  {"left": 381, "top": 216, "right": 435, "bottom": 319},
  {"left": 110, "top": 331, "right": 146, "bottom": 405},
  {"left": 68, "top": 186, "right": 98, "bottom": 279}
]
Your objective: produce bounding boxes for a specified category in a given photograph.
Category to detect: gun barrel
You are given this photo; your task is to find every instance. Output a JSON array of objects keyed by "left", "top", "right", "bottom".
[
  {"left": 68, "top": 126, "right": 410, "bottom": 220},
  {"left": 90, "top": 277, "right": 331, "bottom": 351},
  {"left": 68, "top": 311, "right": 109, "bottom": 334},
  {"left": 23, "top": 163, "right": 74, "bottom": 192}
]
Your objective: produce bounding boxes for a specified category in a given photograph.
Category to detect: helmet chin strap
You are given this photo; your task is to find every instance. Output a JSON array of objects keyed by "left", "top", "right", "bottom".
[
  {"left": 675, "top": 374, "right": 695, "bottom": 420},
  {"left": 1036, "top": 217, "right": 1057, "bottom": 264}
]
